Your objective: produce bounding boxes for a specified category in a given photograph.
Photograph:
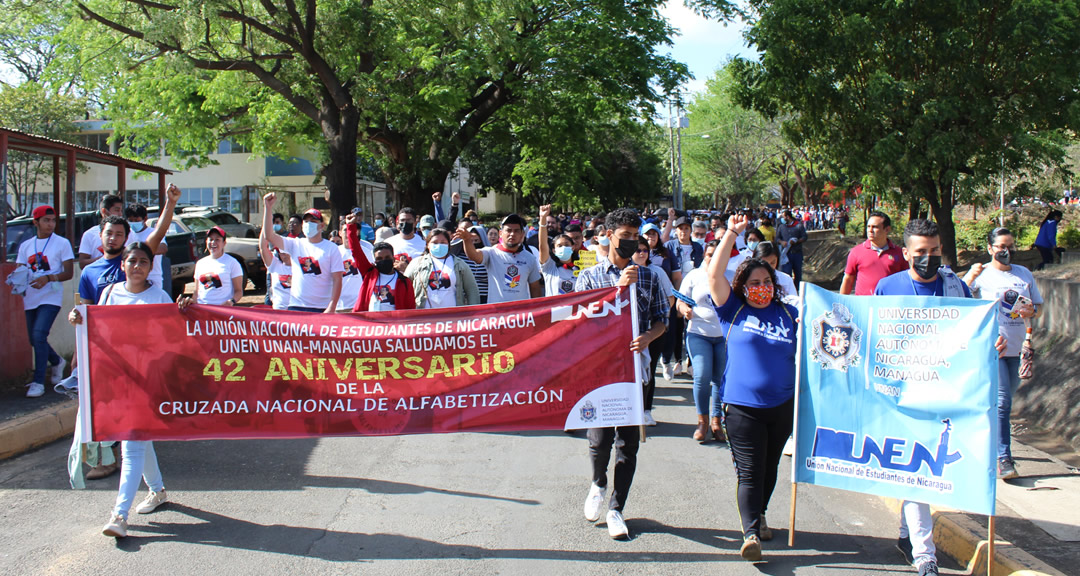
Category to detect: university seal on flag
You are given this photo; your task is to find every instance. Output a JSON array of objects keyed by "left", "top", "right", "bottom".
[{"left": 810, "top": 302, "right": 863, "bottom": 371}]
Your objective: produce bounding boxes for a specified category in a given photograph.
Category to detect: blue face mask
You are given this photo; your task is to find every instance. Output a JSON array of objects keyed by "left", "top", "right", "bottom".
[
  {"left": 430, "top": 243, "right": 449, "bottom": 258},
  {"left": 747, "top": 241, "right": 759, "bottom": 251},
  {"left": 129, "top": 221, "right": 146, "bottom": 233},
  {"left": 554, "top": 246, "right": 573, "bottom": 261},
  {"left": 273, "top": 223, "right": 283, "bottom": 233},
  {"left": 692, "top": 237, "right": 705, "bottom": 246},
  {"left": 598, "top": 235, "right": 610, "bottom": 247},
  {"left": 375, "top": 219, "right": 384, "bottom": 227},
  {"left": 303, "top": 221, "right": 320, "bottom": 239}
]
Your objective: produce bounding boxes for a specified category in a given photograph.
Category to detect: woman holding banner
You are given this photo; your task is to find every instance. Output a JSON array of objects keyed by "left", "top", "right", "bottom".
[
  {"left": 406, "top": 228, "right": 479, "bottom": 308},
  {"left": 963, "top": 227, "right": 1042, "bottom": 480},
  {"left": 707, "top": 214, "right": 799, "bottom": 562},
  {"left": 69, "top": 242, "right": 193, "bottom": 538}
]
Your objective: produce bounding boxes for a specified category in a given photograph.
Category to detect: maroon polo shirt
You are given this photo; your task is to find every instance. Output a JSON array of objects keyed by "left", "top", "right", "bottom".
[{"left": 845, "top": 239, "right": 908, "bottom": 295}]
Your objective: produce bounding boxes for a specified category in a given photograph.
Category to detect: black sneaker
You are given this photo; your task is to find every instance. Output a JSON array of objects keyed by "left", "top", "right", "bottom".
[
  {"left": 917, "top": 560, "right": 939, "bottom": 576},
  {"left": 896, "top": 536, "right": 914, "bottom": 565},
  {"left": 998, "top": 457, "right": 1020, "bottom": 480}
]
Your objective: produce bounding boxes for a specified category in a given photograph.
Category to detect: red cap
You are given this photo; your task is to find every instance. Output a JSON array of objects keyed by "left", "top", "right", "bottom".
[
  {"left": 207, "top": 226, "right": 227, "bottom": 238},
  {"left": 32, "top": 205, "right": 55, "bottom": 220},
  {"left": 304, "top": 208, "right": 323, "bottom": 220}
]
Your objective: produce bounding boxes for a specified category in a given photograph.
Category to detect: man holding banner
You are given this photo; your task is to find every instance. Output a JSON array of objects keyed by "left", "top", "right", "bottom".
[
  {"left": 575, "top": 208, "right": 668, "bottom": 541},
  {"left": 796, "top": 219, "right": 1005, "bottom": 576}
]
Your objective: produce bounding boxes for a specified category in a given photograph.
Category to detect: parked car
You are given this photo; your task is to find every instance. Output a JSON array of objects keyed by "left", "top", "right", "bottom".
[
  {"left": 148, "top": 213, "right": 266, "bottom": 295},
  {"left": 5, "top": 210, "right": 102, "bottom": 262},
  {"left": 176, "top": 206, "right": 258, "bottom": 238}
]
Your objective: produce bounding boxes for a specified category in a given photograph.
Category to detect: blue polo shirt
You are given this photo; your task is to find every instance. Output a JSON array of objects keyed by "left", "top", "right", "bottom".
[
  {"left": 715, "top": 296, "right": 799, "bottom": 408},
  {"left": 78, "top": 255, "right": 124, "bottom": 304}
]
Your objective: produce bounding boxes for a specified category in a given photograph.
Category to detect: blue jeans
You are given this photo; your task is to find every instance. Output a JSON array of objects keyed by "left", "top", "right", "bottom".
[
  {"left": 784, "top": 251, "right": 804, "bottom": 286},
  {"left": 686, "top": 332, "right": 725, "bottom": 418},
  {"left": 113, "top": 441, "right": 164, "bottom": 519},
  {"left": 288, "top": 306, "right": 324, "bottom": 313},
  {"left": 998, "top": 356, "right": 1021, "bottom": 461},
  {"left": 25, "top": 304, "right": 61, "bottom": 383}
]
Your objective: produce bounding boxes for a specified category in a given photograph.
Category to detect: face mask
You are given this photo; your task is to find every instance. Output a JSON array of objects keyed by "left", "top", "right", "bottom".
[
  {"left": 474, "top": 242, "right": 485, "bottom": 250},
  {"left": 554, "top": 246, "right": 573, "bottom": 261},
  {"left": 129, "top": 222, "right": 146, "bottom": 233},
  {"left": 993, "top": 249, "right": 1011, "bottom": 265},
  {"left": 910, "top": 254, "right": 941, "bottom": 280},
  {"left": 744, "top": 284, "right": 773, "bottom": 306},
  {"left": 430, "top": 243, "right": 449, "bottom": 258},
  {"left": 401, "top": 221, "right": 415, "bottom": 235},
  {"left": 471, "top": 220, "right": 478, "bottom": 226},
  {"left": 375, "top": 259, "right": 394, "bottom": 275},
  {"left": 375, "top": 219, "right": 384, "bottom": 227},
  {"left": 303, "top": 221, "right": 320, "bottom": 239},
  {"left": 598, "top": 235, "right": 610, "bottom": 247},
  {"left": 614, "top": 238, "right": 637, "bottom": 260},
  {"left": 747, "top": 241, "right": 759, "bottom": 251},
  {"left": 693, "top": 237, "right": 705, "bottom": 246},
  {"left": 273, "top": 223, "right": 283, "bottom": 233},
  {"left": 780, "top": 217, "right": 787, "bottom": 224}
]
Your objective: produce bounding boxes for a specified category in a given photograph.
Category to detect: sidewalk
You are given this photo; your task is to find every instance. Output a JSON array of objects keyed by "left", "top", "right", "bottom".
[{"left": 0, "top": 390, "right": 76, "bottom": 460}]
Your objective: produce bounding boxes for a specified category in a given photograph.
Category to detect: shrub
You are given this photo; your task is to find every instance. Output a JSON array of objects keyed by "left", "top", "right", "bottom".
[{"left": 1059, "top": 224, "right": 1080, "bottom": 250}]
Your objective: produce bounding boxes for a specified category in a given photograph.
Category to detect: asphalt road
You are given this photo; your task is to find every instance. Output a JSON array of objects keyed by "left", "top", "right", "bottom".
[{"left": 0, "top": 375, "right": 954, "bottom": 576}]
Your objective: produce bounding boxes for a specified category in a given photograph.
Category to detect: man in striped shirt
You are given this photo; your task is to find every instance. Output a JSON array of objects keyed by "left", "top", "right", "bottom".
[{"left": 575, "top": 207, "right": 669, "bottom": 540}]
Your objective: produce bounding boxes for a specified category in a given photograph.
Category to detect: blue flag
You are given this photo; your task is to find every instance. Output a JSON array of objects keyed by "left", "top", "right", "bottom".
[{"left": 795, "top": 284, "right": 999, "bottom": 515}]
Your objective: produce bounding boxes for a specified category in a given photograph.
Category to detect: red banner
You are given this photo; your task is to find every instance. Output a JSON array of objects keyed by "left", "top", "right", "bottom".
[{"left": 75, "top": 288, "right": 643, "bottom": 441}]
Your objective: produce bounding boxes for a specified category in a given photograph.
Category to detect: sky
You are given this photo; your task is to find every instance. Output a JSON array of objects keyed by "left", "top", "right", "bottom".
[{"left": 658, "top": 1, "right": 757, "bottom": 102}]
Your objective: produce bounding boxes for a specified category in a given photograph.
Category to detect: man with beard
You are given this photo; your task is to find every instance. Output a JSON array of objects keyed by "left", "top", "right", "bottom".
[{"left": 460, "top": 213, "right": 542, "bottom": 303}]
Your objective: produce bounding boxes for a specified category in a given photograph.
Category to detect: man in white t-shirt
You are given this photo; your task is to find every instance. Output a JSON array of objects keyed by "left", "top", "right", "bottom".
[
  {"left": 123, "top": 204, "right": 167, "bottom": 289},
  {"left": 16, "top": 205, "right": 75, "bottom": 397},
  {"left": 79, "top": 194, "right": 124, "bottom": 268},
  {"left": 460, "top": 213, "right": 542, "bottom": 303},
  {"left": 193, "top": 226, "right": 244, "bottom": 306},
  {"left": 387, "top": 207, "right": 426, "bottom": 271},
  {"left": 262, "top": 194, "right": 344, "bottom": 313}
]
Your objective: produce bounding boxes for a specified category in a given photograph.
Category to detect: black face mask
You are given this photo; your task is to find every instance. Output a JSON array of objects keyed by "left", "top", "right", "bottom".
[
  {"left": 401, "top": 221, "right": 415, "bottom": 235},
  {"left": 910, "top": 254, "right": 941, "bottom": 280},
  {"left": 614, "top": 238, "right": 637, "bottom": 260},
  {"left": 473, "top": 242, "right": 485, "bottom": 250},
  {"left": 993, "top": 249, "right": 1011, "bottom": 265},
  {"left": 375, "top": 259, "right": 395, "bottom": 275}
]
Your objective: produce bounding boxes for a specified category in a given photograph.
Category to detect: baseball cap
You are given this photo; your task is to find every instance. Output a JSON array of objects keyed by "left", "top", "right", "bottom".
[
  {"left": 640, "top": 223, "right": 661, "bottom": 237},
  {"left": 672, "top": 216, "right": 691, "bottom": 228},
  {"left": 351, "top": 207, "right": 363, "bottom": 215},
  {"left": 32, "top": 205, "right": 55, "bottom": 220},
  {"left": 652, "top": 208, "right": 667, "bottom": 218},
  {"left": 303, "top": 208, "right": 323, "bottom": 221},
  {"left": 419, "top": 214, "right": 437, "bottom": 229},
  {"left": 207, "top": 226, "right": 227, "bottom": 238}
]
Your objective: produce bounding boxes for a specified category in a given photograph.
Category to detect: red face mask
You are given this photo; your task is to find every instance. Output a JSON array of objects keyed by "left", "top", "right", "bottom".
[{"left": 744, "top": 283, "right": 773, "bottom": 306}]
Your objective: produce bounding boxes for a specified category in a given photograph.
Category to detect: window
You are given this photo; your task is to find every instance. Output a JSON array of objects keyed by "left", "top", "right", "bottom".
[
  {"left": 179, "top": 187, "right": 214, "bottom": 207},
  {"left": 217, "top": 186, "right": 258, "bottom": 213},
  {"left": 217, "top": 139, "right": 251, "bottom": 154},
  {"left": 209, "top": 213, "right": 239, "bottom": 225},
  {"left": 75, "top": 190, "right": 109, "bottom": 212},
  {"left": 78, "top": 133, "right": 111, "bottom": 153}
]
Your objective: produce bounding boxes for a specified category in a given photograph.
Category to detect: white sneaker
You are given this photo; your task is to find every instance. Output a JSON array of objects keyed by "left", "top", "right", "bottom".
[
  {"left": 686, "top": 362, "right": 694, "bottom": 378},
  {"left": 102, "top": 513, "right": 128, "bottom": 538},
  {"left": 50, "top": 357, "right": 67, "bottom": 384},
  {"left": 584, "top": 484, "right": 606, "bottom": 522},
  {"left": 782, "top": 436, "right": 795, "bottom": 456},
  {"left": 643, "top": 410, "right": 657, "bottom": 426},
  {"left": 606, "top": 510, "right": 629, "bottom": 539},
  {"left": 25, "top": 382, "right": 44, "bottom": 398},
  {"left": 672, "top": 362, "right": 683, "bottom": 376},
  {"left": 662, "top": 361, "right": 675, "bottom": 381},
  {"left": 135, "top": 490, "right": 168, "bottom": 514}
]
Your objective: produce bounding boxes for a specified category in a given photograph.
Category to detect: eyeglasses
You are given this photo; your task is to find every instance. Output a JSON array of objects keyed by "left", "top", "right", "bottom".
[
  {"left": 991, "top": 244, "right": 1015, "bottom": 251},
  {"left": 635, "top": 248, "right": 650, "bottom": 254}
]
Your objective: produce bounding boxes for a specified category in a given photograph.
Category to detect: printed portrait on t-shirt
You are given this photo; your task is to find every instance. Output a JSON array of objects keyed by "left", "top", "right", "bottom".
[
  {"left": 279, "top": 274, "right": 292, "bottom": 289},
  {"left": 199, "top": 273, "right": 223, "bottom": 289},
  {"left": 395, "top": 252, "right": 412, "bottom": 265},
  {"left": 343, "top": 259, "right": 358, "bottom": 276},
  {"left": 427, "top": 269, "right": 451, "bottom": 290},
  {"left": 1001, "top": 289, "right": 1020, "bottom": 318},
  {"left": 28, "top": 253, "right": 50, "bottom": 273},
  {"left": 299, "top": 256, "right": 322, "bottom": 275},
  {"left": 375, "top": 285, "right": 395, "bottom": 305},
  {"left": 504, "top": 264, "right": 521, "bottom": 289}
]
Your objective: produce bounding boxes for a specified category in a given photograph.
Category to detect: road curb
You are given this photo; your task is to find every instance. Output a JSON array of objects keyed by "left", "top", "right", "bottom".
[
  {"left": 0, "top": 402, "right": 77, "bottom": 461},
  {"left": 881, "top": 497, "right": 1066, "bottom": 576}
]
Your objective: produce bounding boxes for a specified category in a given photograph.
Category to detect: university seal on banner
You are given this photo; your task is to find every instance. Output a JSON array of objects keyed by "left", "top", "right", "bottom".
[
  {"left": 810, "top": 302, "right": 863, "bottom": 371},
  {"left": 580, "top": 400, "right": 597, "bottom": 423}
]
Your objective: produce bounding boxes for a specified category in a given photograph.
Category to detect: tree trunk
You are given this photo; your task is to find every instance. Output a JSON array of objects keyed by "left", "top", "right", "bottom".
[
  {"left": 908, "top": 199, "right": 919, "bottom": 221},
  {"left": 321, "top": 108, "right": 360, "bottom": 229},
  {"left": 924, "top": 182, "right": 958, "bottom": 267}
]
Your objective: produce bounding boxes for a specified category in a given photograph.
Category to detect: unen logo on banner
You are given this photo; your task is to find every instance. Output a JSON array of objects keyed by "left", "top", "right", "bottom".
[
  {"left": 551, "top": 297, "right": 630, "bottom": 323},
  {"left": 811, "top": 419, "right": 963, "bottom": 477}
]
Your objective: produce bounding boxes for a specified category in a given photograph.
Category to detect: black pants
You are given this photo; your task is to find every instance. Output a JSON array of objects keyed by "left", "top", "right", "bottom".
[
  {"left": 588, "top": 426, "right": 640, "bottom": 512},
  {"left": 645, "top": 334, "right": 665, "bottom": 410},
  {"left": 1035, "top": 245, "right": 1054, "bottom": 270},
  {"left": 662, "top": 311, "right": 685, "bottom": 364},
  {"left": 724, "top": 399, "right": 794, "bottom": 537}
]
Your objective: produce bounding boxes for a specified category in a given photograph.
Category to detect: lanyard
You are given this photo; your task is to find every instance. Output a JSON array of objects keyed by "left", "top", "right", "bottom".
[{"left": 34, "top": 234, "right": 52, "bottom": 266}]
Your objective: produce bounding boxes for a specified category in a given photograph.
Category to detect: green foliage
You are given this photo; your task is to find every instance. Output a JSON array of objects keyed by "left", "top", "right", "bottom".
[
  {"left": 1059, "top": 224, "right": 1080, "bottom": 250},
  {"left": 733, "top": 0, "right": 1080, "bottom": 264}
]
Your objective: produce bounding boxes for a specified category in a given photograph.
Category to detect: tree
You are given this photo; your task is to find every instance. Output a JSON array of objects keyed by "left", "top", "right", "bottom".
[
  {"left": 71, "top": 0, "right": 689, "bottom": 222},
  {"left": 732, "top": 0, "right": 1080, "bottom": 264},
  {"left": 682, "top": 66, "right": 781, "bottom": 209},
  {"left": 0, "top": 82, "right": 85, "bottom": 214}
]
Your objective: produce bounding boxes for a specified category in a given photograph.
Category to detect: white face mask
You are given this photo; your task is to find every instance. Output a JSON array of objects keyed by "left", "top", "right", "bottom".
[{"left": 303, "top": 221, "right": 320, "bottom": 239}]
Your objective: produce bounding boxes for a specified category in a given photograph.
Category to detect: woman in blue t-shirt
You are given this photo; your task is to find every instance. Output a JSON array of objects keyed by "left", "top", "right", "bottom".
[
  {"left": 707, "top": 214, "right": 799, "bottom": 562},
  {"left": 1033, "top": 209, "right": 1062, "bottom": 270}
]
